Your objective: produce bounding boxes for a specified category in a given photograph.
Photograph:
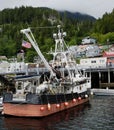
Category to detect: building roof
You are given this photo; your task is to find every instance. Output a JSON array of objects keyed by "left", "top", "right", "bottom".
[
  {"left": 103, "top": 51, "right": 114, "bottom": 57},
  {"left": 0, "top": 56, "right": 7, "bottom": 60}
]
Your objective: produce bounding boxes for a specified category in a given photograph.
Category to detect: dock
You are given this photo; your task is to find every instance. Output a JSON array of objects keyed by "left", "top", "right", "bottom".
[
  {"left": 82, "top": 65, "right": 114, "bottom": 89},
  {"left": 0, "top": 62, "right": 114, "bottom": 96}
]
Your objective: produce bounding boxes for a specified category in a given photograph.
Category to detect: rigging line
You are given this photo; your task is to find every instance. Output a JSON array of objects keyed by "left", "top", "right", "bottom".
[
  {"left": 46, "top": 94, "right": 49, "bottom": 104},
  {"left": 55, "top": 94, "right": 59, "bottom": 104},
  {"left": 39, "top": 95, "right": 43, "bottom": 105},
  {"left": 63, "top": 91, "right": 67, "bottom": 102},
  {"left": 29, "top": 26, "right": 57, "bottom": 30}
]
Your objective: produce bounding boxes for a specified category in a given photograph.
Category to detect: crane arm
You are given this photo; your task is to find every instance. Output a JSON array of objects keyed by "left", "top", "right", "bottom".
[{"left": 20, "top": 28, "right": 55, "bottom": 78}]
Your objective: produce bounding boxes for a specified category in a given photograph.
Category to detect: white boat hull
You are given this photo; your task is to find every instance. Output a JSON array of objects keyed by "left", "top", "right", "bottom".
[{"left": 91, "top": 88, "right": 114, "bottom": 96}]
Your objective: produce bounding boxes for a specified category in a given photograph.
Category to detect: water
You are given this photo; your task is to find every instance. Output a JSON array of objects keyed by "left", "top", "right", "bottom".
[{"left": 0, "top": 96, "right": 114, "bottom": 130}]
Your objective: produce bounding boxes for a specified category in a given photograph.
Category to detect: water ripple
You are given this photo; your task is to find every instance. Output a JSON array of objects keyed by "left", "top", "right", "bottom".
[{"left": 0, "top": 96, "right": 114, "bottom": 130}]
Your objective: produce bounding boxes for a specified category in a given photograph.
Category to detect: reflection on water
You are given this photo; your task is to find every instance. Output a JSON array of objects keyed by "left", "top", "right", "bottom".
[
  {"left": 3, "top": 103, "right": 90, "bottom": 130},
  {"left": 2, "top": 96, "right": 114, "bottom": 130}
]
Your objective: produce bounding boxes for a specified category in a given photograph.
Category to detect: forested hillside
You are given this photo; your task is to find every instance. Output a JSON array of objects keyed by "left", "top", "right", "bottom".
[
  {"left": 0, "top": 6, "right": 113, "bottom": 62},
  {"left": 92, "top": 9, "right": 114, "bottom": 44}
]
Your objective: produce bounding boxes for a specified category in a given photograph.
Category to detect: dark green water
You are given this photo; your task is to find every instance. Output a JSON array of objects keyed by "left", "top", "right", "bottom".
[{"left": 0, "top": 96, "right": 114, "bottom": 130}]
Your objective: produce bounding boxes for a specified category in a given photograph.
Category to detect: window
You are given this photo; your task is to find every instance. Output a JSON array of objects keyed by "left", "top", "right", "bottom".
[{"left": 91, "top": 60, "right": 96, "bottom": 63}]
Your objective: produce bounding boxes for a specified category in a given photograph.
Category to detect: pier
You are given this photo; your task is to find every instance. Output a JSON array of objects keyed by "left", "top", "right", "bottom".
[
  {"left": 0, "top": 63, "right": 114, "bottom": 92},
  {"left": 83, "top": 65, "right": 114, "bottom": 89}
]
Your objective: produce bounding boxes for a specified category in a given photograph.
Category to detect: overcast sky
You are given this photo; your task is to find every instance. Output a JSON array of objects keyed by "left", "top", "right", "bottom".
[{"left": 0, "top": 0, "right": 114, "bottom": 18}]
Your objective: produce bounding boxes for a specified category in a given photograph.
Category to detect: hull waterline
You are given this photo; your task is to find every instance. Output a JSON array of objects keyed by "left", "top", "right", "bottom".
[{"left": 3, "top": 98, "right": 89, "bottom": 117}]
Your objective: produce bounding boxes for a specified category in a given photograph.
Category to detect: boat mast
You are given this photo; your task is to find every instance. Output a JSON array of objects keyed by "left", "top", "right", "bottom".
[
  {"left": 20, "top": 28, "right": 55, "bottom": 78},
  {"left": 53, "top": 25, "right": 72, "bottom": 80}
]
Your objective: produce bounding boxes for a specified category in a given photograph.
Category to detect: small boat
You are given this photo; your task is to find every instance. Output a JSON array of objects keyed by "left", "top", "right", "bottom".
[
  {"left": 0, "top": 105, "right": 3, "bottom": 114},
  {"left": 3, "top": 25, "right": 91, "bottom": 117},
  {"left": 91, "top": 88, "right": 114, "bottom": 96},
  {"left": 0, "top": 97, "right": 3, "bottom": 114}
]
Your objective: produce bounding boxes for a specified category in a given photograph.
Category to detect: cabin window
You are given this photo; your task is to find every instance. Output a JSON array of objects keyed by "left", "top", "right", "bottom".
[
  {"left": 34, "top": 81, "right": 37, "bottom": 86},
  {"left": 91, "top": 60, "right": 96, "bottom": 63},
  {"left": 17, "top": 82, "right": 22, "bottom": 90},
  {"left": 80, "top": 86, "right": 82, "bottom": 90}
]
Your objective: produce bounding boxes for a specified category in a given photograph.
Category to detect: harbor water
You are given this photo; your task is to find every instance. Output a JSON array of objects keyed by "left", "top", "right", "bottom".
[{"left": 0, "top": 95, "right": 114, "bottom": 130}]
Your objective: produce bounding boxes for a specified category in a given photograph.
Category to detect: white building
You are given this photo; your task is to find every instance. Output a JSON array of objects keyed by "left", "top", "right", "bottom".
[
  {"left": 0, "top": 61, "right": 26, "bottom": 74},
  {"left": 9, "top": 62, "right": 26, "bottom": 73},
  {"left": 80, "top": 57, "right": 107, "bottom": 68},
  {"left": 81, "top": 36, "right": 96, "bottom": 45},
  {"left": 69, "top": 44, "right": 101, "bottom": 58},
  {"left": 85, "top": 45, "right": 101, "bottom": 57}
]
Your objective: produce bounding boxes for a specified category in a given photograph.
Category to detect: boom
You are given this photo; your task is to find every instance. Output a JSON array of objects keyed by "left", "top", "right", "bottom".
[{"left": 20, "top": 28, "right": 55, "bottom": 77}]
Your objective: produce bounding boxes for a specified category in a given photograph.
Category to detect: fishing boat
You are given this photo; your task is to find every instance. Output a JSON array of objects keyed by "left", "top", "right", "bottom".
[{"left": 3, "top": 25, "right": 91, "bottom": 117}]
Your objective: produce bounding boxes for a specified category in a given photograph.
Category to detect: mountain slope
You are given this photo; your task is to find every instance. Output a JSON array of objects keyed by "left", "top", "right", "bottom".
[{"left": 60, "top": 11, "right": 96, "bottom": 21}]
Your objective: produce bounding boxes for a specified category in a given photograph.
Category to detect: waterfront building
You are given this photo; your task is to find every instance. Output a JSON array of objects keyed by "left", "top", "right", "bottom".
[
  {"left": 80, "top": 57, "right": 107, "bottom": 68},
  {"left": 103, "top": 51, "right": 114, "bottom": 65},
  {"left": 81, "top": 36, "right": 96, "bottom": 45}
]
